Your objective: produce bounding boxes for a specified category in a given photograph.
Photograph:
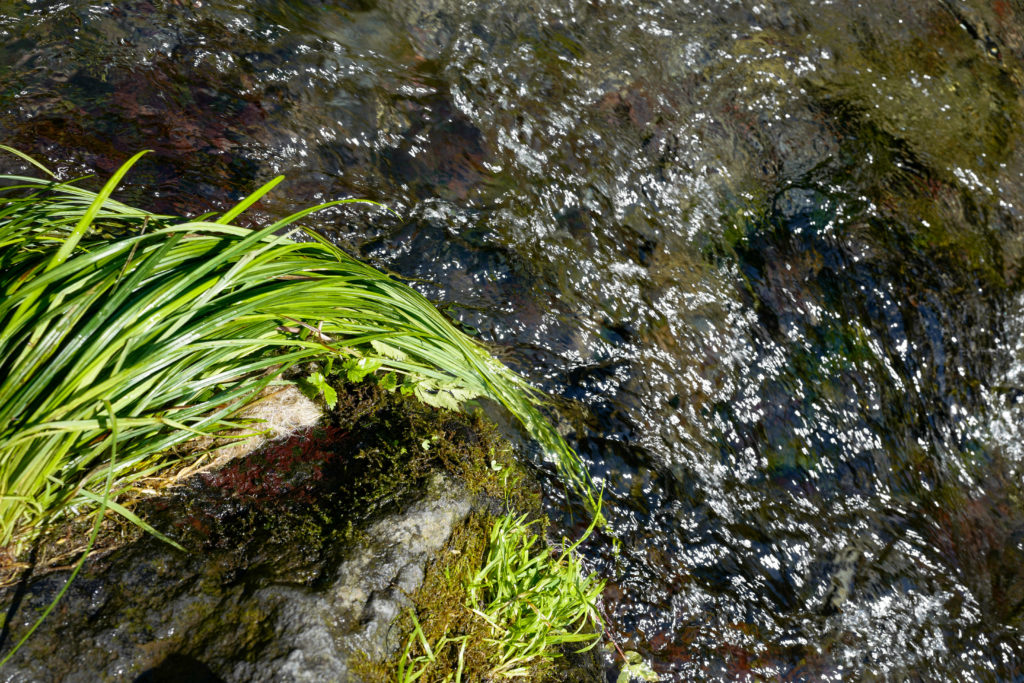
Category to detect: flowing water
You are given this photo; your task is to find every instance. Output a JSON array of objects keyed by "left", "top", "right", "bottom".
[{"left": 3, "top": 0, "right": 1024, "bottom": 679}]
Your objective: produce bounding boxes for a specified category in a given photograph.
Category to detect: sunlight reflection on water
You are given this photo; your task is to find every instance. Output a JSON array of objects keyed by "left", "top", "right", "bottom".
[{"left": 2, "top": 0, "right": 1024, "bottom": 678}]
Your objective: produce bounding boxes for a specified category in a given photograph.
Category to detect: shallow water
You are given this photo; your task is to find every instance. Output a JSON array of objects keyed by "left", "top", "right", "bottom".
[{"left": 3, "top": 0, "right": 1024, "bottom": 679}]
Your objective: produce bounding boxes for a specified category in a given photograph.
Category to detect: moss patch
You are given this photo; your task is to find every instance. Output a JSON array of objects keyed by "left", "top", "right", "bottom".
[{"left": 352, "top": 508, "right": 498, "bottom": 682}]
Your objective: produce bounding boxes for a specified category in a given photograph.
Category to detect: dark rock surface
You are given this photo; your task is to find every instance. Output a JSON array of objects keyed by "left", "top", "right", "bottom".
[{"left": 0, "top": 472, "right": 471, "bottom": 683}]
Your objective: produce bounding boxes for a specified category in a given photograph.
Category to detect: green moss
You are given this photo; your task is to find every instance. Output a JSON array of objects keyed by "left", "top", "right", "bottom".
[
  {"left": 325, "top": 378, "right": 539, "bottom": 525},
  {"left": 353, "top": 509, "right": 498, "bottom": 683},
  {"left": 336, "top": 377, "right": 585, "bottom": 682}
]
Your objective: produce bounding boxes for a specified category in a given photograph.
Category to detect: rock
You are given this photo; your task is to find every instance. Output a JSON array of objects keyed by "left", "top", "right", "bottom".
[{"left": 0, "top": 473, "right": 471, "bottom": 682}]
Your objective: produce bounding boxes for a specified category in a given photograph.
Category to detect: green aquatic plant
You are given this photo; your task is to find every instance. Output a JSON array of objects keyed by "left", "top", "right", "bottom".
[{"left": 0, "top": 146, "right": 599, "bottom": 552}]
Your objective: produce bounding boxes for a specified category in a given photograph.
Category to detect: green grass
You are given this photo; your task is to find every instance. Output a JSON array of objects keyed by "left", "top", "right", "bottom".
[
  {"left": 393, "top": 508, "right": 604, "bottom": 682},
  {"left": 0, "top": 146, "right": 599, "bottom": 552},
  {"left": 465, "top": 510, "right": 604, "bottom": 679}
]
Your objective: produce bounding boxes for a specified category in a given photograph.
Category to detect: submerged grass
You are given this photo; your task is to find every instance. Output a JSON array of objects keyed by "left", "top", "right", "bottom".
[{"left": 0, "top": 146, "right": 599, "bottom": 553}]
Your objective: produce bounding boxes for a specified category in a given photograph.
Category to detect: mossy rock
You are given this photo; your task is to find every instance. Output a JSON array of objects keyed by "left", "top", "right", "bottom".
[{"left": 0, "top": 381, "right": 552, "bottom": 681}]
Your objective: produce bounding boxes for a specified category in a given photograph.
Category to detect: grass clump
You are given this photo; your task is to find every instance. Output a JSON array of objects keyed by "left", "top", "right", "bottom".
[
  {"left": 377, "top": 505, "right": 604, "bottom": 683},
  {"left": 0, "top": 146, "right": 599, "bottom": 554},
  {"left": 465, "top": 510, "right": 604, "bottom": 678}
]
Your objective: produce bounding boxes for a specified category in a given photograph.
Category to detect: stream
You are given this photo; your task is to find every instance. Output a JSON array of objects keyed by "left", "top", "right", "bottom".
[{"left": 3, "top": 0, "right": 1024, "bottom": 680}]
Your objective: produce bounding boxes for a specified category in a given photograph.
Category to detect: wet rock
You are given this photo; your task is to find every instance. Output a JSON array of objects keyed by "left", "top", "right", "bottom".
[{"left": 0, "top": 473, "right": 471, "bottom": 683}]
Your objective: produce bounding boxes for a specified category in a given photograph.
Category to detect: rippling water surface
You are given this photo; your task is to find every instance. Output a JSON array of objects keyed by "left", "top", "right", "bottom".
[{"left": 4, "top": 0, "right": 1024, "bottom": 679}]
